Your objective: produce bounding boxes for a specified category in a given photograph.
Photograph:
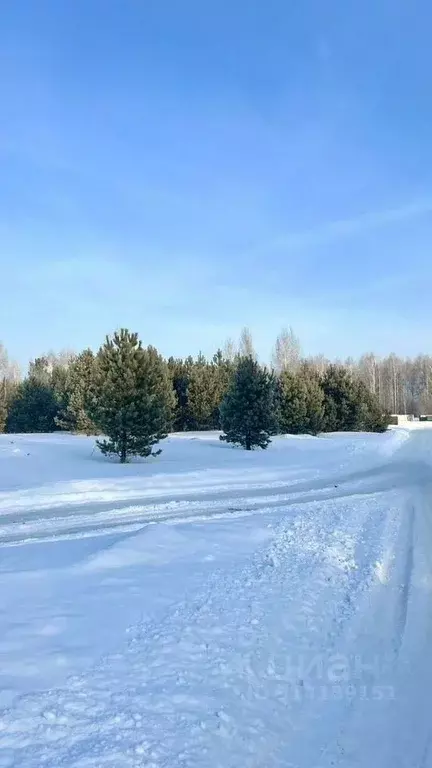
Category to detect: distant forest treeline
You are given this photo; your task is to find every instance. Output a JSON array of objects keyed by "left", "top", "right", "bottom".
[{"left": 0, "top": 327, "right": 429, "bottom": 437}]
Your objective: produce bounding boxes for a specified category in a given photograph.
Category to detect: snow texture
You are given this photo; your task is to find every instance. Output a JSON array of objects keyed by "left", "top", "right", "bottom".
[{"left": 0, "top": 426, "right": 431, "bottom": 766}]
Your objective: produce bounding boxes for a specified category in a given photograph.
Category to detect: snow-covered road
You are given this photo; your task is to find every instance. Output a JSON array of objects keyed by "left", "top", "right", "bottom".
[{"left": 0, "top": 429, "right": 431, "bottom": 767}]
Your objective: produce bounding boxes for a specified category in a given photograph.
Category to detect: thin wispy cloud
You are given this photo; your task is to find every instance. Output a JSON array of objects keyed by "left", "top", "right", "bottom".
[{"left": 269, "top": 199, "right": 432, "bottom": 252}]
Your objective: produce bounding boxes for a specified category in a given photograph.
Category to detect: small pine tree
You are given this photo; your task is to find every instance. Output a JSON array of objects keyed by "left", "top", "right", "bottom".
[
  {"left": 6, "top": 379, "right": 61, "bottom": 433},
  {"left": 322, "top": 365, "right": 364, "bottom": 432},
  {"left": 56, "top": 349, "right": 98, "bottom": 434},
  {"left": 220, "top": 357, "right": 275, "bottom": 450},
  {"left": 89, "top": 329, "right": 174, "bottom": 463},
  {"left": 300, "top": 365, "right": 325, "bottom": 435},
  {"left": 277, "top": 371, "right": 308, "bottom": 434}
]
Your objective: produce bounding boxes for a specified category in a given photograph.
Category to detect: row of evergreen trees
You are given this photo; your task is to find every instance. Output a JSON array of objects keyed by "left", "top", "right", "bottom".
[{"left": 1, "top": 329, "right": 388, "bottom": 461}]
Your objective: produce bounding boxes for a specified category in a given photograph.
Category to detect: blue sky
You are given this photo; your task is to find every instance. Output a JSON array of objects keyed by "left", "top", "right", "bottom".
[{"left": 2, "top": 0, "right": 432, "bottom": 369}]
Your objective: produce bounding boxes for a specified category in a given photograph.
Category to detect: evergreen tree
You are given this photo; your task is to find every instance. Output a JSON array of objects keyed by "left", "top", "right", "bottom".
[
  {"left": 56, "top": 349, "right": 98, "bottom": 434},
  {"left": 211, "top": 349, "right": 235, "bottom": 428},
  {"left": 26, "top": 354, "right": 72, "bottom": 427},
  {"left": 220, "top": 357, "right": 275, "bottom": 450},
  {"left": 355, "top": 380, "right": 389, "bottom": 433},
  {"left": 186, "top": 351, "right": 234, "bottom": 430},
  {"left": 321, "top": 365, "right": 365, "bottom": 432},
  {"left": 300, "top": 365, "right": 325, "bottom": 435},
  {"left": 277, "top": 371, "right": 308, "bottom": 434},
  {"left": 6, "top": 379, "right": 61, "bottom": 433},
  {"left": 187, "top": 358, "right": 220, "bottom": 430},
  {"left": 168, "top": 356, "right": 194, "bottom": 431},
  {"left": 276, "top": 365, "right": 325, "bottom": 436},
  {"left": 51, "top": 364, "right": 70, "bottom": 411},
  {"left": 0, "top": 379, "right": 8, "bottom": 432},
  {"left": 168, "top": 351, "right": 234, "bottom": 432},
  {"left": 28, "top": 356, "right": 54, "bottom": 386},
  {"left": 2, "top": 351, "right": 73, "bottom": 434},
  {"left": 90, "top": 329, "right": 174, "bottom": 462}
]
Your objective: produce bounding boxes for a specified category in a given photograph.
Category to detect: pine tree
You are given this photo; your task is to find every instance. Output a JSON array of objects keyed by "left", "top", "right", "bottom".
[
  {"left": 28, "top": 356, "right": 54, "bottom": 386},
  {"left": 90, "top": 329, "right": 174, "bottom": 462},
  {"left": 277, "top": 371, "right": 308, "bottom": 434},
  {"left": 300, "top": 365, "right": 325, "bottom": 435},
  {"left": 187, "top": 358, "right": 220, "bottom": 430},
  {"left": 0, "top": 379, "right": 8, "bottom": 432},
  {"left": 355, "top": 380, "right": 389, "bottom": 433},
  {"left": 186, "top": 351, "right": 233, "bottom": 430},
  {"left": 212, "top": 349, "right": 235, "bottom": 428},
  {"left": 321, "top": 365, "right": 364, "bottom": 432},
  {"left": 168, "top": 351, "right": 234, "bottom": 432},
  {"left": 56, "top": 350, "right": 98, "bottom": 434},
  {"left": 6, "top": 379, "right": 61, "bottom": 433},
  {"left": 220, "top": 357, "right": 275, "bottom": 450},
  {"left": 168, "top": 356, "right": 194, "bottom": 431},
  {"left": 3, "top": 352, "right": 71, "bottom": 434}
]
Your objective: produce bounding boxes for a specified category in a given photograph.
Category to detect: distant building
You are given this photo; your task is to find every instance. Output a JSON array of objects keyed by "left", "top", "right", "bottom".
[{"left": 388, "top": 414, "right": 413, "bottom": 425}]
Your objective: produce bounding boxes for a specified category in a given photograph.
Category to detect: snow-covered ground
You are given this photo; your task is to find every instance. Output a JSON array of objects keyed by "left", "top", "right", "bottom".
[{"left": 1, "top": 427, "right": 432, "bottom": 767}]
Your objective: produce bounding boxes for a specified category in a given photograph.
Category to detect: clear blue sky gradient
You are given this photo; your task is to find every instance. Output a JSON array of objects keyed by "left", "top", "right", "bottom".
[{"left": 2, "top": 1, "right": 432, "bottom": 368}]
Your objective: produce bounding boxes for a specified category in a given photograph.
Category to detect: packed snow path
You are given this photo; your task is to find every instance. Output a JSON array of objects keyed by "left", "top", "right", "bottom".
[{"left": 0, "top": 428, "right": 432, "bottom": 767}]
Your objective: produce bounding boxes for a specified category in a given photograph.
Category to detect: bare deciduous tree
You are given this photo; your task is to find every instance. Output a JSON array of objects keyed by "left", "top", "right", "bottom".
[
  {"left": 271, "top": 327, "right": 302, "bottom": 373},
  {"left": 222, "top": 337, "right": 237, "bottom": 362},
  {"left": 238, "top": 327, "right": 256, "bottom": 359},
  {"left": 0, "top": 342, "right": 20, "bottom": 382}
]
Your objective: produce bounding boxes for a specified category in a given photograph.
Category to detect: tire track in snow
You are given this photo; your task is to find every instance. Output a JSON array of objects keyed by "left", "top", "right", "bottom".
[
  {"left": 0, "top": 456, "right": 410, "bottom": 520},
  {"left": 0, "top": 494, "right": 384, "bottom": 768},
  {"left": 0, "top": 460, "right": 417, "bottom": 551},
  {"left": 392, "top": 503, "right": 415, "bottom": 659},
  {"left": 1, "top": 455, "right": 423, "bottom": 554},
  {"left": 0, "top": 485, "right": 394, "bottom": 549}
]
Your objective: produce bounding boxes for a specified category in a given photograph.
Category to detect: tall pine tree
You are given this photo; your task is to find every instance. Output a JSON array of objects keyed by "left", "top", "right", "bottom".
[
  {"left": 212, "top": 349, "right": 235, "bottom": 427},
  {"left": 299, "top": 364, "right": 325, "bottom": 435},
  {"left": 187, "top": 351, "right": 234, "bottom": 430},
  {"left": 56, "top": 349, "right": 98, "bottom": 434},
  {"left": 220, "top": 357, "right": 275, "bottom": 450},
  {"left": 277, "top": 371, "right": 308, "bottom": 434},
  {"left": 167, "top": 355, "right": 194, "bottom": 431},
  {"left": 187, "top": 359, "right": 220, "bottom": 430},
  {"left": 90, "top": 329, "right": 174, "bottom": 462},
  {"left": 355, "top": 380, "right": 389, "bottom": 433},
  {"left": 322, "top": 365, "right": 365, "bottom": 432},
  {"left": 168, "top": 351, "right": 234, "bottom": 432}
]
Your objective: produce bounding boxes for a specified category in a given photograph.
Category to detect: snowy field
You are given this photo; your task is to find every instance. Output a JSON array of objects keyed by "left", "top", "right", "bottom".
[{"left": 1, "top": 427, "right": 432, "bottom": 767}]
